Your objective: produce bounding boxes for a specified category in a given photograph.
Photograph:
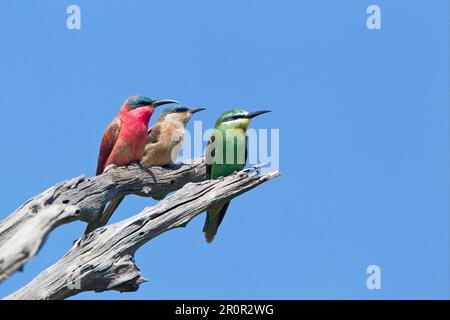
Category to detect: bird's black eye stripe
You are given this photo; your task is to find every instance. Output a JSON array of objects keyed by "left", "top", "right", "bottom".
[{"left": 225, "top": 115, "right": 243, "bottom": 121}]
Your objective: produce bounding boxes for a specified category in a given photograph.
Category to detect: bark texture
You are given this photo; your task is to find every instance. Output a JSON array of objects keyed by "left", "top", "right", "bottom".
[
  {"left": 0, "top": 159, "right": 206, "bottom": 282},
  {"left": 5, "top": 166, "right": 279, "bottom": 300}
]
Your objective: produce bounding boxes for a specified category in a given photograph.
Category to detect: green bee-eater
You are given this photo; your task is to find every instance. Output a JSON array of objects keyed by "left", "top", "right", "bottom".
[{"left": 203, "top": 109, "right": 271, "bottom": 243}]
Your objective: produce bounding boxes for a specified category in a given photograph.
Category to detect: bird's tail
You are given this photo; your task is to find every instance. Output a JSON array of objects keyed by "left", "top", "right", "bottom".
[
  {"left": 202, "top": 202, "right": 230, "bottom": 243},
  {"left": 84, "top": 196, "right": 125, "bottom": 234}
]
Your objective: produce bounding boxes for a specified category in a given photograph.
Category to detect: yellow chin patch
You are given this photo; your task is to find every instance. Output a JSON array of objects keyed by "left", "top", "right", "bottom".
[
  {"left": 239, "top": 118, "right": 250, "bottom": 130},
  {"left": 222, "top": 118, "right": 250, "bottom": 130}
]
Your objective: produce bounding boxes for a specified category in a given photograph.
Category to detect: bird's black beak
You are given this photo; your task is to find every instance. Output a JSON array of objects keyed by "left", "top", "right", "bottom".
[
  {"left": 151, "top": 99, "right": 179, "bottom": 108},
  {"left": 188, "top": 107, "right": 207, "bottom": 114},
  {"left": 245, "top": 110, "right": 272, "bottom": 119}
]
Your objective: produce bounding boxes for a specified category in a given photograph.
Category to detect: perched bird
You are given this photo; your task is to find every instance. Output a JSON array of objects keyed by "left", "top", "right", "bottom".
[
  {"left": 84, "top": 95, "right": 178, "bottom": 234},
  {"left": 203, "top": 109, "right": 271, "bottom": 243},
  {"left": 142, "top": 106, "right": 206, "bottom": 168}
]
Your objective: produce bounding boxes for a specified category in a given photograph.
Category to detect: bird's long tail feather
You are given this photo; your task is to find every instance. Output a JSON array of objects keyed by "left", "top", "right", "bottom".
[
  {"left": 84, "top": 196, "right": 124, "bottom": 234},
  {"left": 203, "top": 201, "right": 230, "bottom": 243}
]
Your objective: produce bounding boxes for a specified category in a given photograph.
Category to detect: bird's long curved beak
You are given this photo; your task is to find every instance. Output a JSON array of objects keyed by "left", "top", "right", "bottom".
[
  {"left": 152, "top": 99, "right": 179, "bottom": 107},
  {"left": 189, "top": 107, "right": 207, "bottom": 114},
  {"left": 245, "top": 110, "right": 272, "bottom": 119}
]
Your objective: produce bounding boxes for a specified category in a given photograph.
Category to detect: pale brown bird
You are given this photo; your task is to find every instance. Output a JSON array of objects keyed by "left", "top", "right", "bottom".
[{"left": 143, "top": 106, "right": 206, "bottom": 167}]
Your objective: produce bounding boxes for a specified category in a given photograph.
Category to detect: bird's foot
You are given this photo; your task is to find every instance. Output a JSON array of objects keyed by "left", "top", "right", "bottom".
[
  {"left": 131, "top": 160, "right": 146, "bottom": 170},
  {"left": 152, "top": 192, "right": 167, "bottom": 201},
  {"left": 103, "top": 164, "right": 117, "bottom": 173}
]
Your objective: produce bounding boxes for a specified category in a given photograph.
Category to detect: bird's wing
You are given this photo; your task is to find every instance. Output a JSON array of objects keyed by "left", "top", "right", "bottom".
[
  {"left": 147, "top": 123, "right": 162, "bottom": 144},
  {"left": 205, "top": 132, "right": 217, "bottom": 179},
  {"left": 96, "top": 118, "right": 121, "bottom": 175}
]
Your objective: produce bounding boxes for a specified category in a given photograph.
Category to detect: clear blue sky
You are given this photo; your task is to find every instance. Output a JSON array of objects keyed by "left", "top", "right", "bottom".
[{"left": 0, "top": 0, "right": 448, "bottom": 299}]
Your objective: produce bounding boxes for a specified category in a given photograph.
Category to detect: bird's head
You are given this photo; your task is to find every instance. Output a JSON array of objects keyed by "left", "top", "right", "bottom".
[
  {"left": 157, "top": 106, "right": 206, "bottom": 124},
  {"left": 122, "top": 95, "right": 179, "bottom": 113},
  {"left": 216, "top": 109, "right": 271, "bottom": 131}
]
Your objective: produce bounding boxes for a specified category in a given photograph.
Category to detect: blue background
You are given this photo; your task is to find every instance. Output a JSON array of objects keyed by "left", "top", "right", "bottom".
[{"left": 0, "top": 0, "right": 448, "bottom": 299}]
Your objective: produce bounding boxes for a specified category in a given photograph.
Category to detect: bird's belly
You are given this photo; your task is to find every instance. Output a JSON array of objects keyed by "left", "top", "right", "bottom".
[
  {"left": 107, "top": 127, "right": 148, "bottom": 166},
  {"left": 143, "top": 139, "right": 183, "bottom": 167}
]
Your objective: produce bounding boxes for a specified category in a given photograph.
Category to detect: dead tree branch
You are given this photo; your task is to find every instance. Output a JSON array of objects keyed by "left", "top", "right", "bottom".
[
  {"left": 0, "top": 158, "right": 206, "bottom": 282},
  {"left": 5, "top": 167, "right": 279, "bottom": 300}
]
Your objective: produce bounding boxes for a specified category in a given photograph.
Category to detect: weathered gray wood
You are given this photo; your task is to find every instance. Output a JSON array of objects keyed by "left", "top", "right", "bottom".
[
  {"left": 5, "top": 167, "right": 279, "bottom": 300},
  {"left": 0, "top": 158, "right": 206, "bottom": 282}
]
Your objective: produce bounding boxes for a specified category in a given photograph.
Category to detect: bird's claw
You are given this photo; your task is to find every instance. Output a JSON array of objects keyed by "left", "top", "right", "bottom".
[{"left": 104, "top": 164, "right": 117, "bottom": 173}]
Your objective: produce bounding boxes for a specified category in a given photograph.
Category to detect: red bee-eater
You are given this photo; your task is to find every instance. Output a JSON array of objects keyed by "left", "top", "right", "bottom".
[{"left": 84, "top": 95, "right": 178, "bottom": 234}]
